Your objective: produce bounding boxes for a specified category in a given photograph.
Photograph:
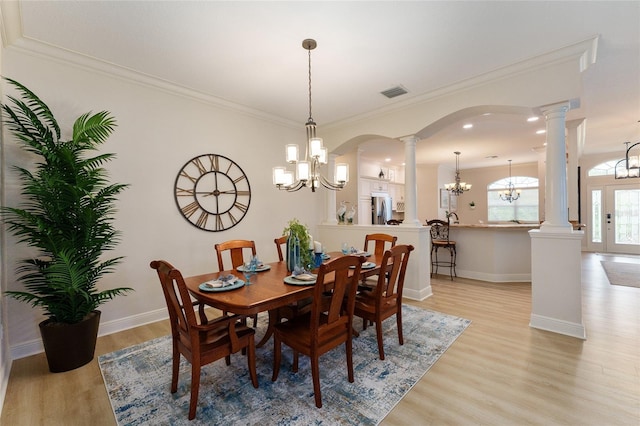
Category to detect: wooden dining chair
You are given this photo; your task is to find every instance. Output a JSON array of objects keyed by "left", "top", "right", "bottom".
[
  {"left": 274, "top": 235, "right": 287, "bottom": 261},
  {"left": 364, "top": 233, "right": 397, "bottom": 257},
  {"left": 150, "top": 260, "right": 258, "bottom": 420},
  {"left": 215, "top": 239, "right": 258, "bottom": 326},
  {"left": 272, "top": 254, "right": 365, "bottom": 408},
  {"left": 271, "top": 234, "right": 312, "bottom": 325},
  {"left": 354, "top": 244, "right": 414, "bottom": 360},
  {"left": 214, "top": 239, "right": 257, "bottom": 271},
  {"left": 362, "top": 233, "right": 398, "bottom": 286}
]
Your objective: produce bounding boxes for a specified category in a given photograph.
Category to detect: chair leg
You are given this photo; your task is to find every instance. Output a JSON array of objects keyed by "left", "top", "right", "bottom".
[
  {"left": 375, "top": 318, "right": 385, "bottom": 360},
  {"left": 311, "top": 354, "right": 322, "bottom": 408},
  {"left": 292, "top": 350, "right": 299, "bottom": 373},
  {"left": 225, "top": 355, "right": 231, "bottom": 365},
  {"left": 346, "top": 335, "right": 355, "bottom": 383},
  {"left": 247, "top": 339, "right": 259, "bottom": 388},
  {"left": 271, "top": 335, "right": 281, "bottom": 382},
  {"left": 396, "top": 308, "right": 404, "bottom": 346},
  {"left": 171, "top": 346, "right": 180, "bottom": 393},
  {"left": 188, "top": 363, "right": 201, "bottom": 420}
]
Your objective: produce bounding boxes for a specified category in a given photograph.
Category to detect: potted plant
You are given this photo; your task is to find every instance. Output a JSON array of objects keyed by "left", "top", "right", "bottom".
[
  {"left": 282, "top": 218, "right": 313, "bottom": 270},
  {"left": 1, "top": 78, "right": 132, "bottom": 372},
  {"left": 469, "top": 201, "right": 476, "bottom": 210}
]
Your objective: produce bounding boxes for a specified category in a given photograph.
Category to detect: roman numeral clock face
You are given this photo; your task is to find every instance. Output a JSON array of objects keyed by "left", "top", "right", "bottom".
[{"left": 174, "top": 154, "right": 251, "bottom": 232}]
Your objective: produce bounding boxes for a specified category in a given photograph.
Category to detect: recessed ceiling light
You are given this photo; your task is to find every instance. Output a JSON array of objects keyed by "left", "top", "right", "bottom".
[
  {"left": 463, "top": 123, "right": 473, "bottom": 129},
  {"left": 536, "top": 129, "right": 546, "bottom": 134},
  {"left": 385, "top": 158, "right": 391, "bottom": 162},
  {"left": 527, "top": 116, "right": 539, "bottom": 122}
]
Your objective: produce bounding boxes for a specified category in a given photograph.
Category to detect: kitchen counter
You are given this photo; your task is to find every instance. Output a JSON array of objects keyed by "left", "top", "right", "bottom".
[
  {"left": 449, "top": 223, "right": 540, "bottom": 229},
  {"left": 444, "top": 224, "right": 534, "bottom": 282}
]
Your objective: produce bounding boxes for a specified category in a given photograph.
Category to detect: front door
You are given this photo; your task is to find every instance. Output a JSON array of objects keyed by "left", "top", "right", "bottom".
[{"left": 589, "top": 184, "right": 640, "bottom": 254}]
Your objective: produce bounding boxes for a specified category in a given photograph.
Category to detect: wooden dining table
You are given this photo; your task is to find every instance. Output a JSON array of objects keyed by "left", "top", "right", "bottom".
[{"left": 185, "top": 251, "right": 386, "bottom": 347}]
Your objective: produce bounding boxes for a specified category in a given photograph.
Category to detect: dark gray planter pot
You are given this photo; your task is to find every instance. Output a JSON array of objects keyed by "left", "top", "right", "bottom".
[{"left": 39, "top": 310, "right": 101, "bottom": 373}]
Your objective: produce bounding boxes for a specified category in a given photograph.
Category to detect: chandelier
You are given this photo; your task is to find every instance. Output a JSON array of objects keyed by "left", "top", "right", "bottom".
[
  {"left": 444, "top": 151, "right": 471, "bottom": 196},
  {"left": 498, "top": 160, "right": 521, "bottom": 202},
  {"left": 615, "top": 141, "right": 640, "bottom": 179},
  {"left": 272, "top": 39, "right": 349, "bottom": 192}
]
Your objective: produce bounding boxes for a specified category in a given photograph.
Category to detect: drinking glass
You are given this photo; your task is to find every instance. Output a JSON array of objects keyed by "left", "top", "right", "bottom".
[
  {"left": 242, "top": 261, "right": 256, "bottom": 285},
  {"left": 341, "top": 242, "right": 349, "bottom": 255}
]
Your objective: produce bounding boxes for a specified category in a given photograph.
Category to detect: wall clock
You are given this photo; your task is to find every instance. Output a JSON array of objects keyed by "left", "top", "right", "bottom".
[{"left": 174, "top": 154, "right": 251, "bottom": 232}]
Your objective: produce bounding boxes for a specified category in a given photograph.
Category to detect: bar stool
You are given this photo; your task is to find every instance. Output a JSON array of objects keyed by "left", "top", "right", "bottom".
[{"left": 426, "top": 219, "right": 457, "bottom": 280}]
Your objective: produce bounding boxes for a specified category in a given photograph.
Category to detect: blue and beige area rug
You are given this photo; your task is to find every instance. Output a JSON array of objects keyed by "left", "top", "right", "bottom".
[{"left": 99, "top": 305, "right": 470, "bottom": 425}]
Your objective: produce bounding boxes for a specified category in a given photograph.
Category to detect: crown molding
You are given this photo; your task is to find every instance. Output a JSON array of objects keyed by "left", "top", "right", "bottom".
[
  {"left": 325, "top": 36, "right": 600, "bottom": 131},
  {"left": 0, "top": 8, "right": 299, "bottom": 130}
]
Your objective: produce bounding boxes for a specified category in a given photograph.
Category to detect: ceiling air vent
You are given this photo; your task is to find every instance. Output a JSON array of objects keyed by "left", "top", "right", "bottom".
[{"left": 381, "top": 85, "right": 408, "bottom": 99}]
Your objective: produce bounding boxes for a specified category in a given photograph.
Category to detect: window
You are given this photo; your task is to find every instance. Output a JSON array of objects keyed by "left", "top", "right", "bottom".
[
  {"left": 588, "top": 160, "right": 618, "bottom": 177},
  {"left": 591, "top": 189, "right": 602, "bottom": 243},
  {"left": 487, "top": 176, "right": 539, "bottom": 222}
]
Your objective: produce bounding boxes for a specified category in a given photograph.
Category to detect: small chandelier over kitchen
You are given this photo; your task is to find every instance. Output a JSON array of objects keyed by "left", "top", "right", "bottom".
[
  {"left": 444, "top": 151, "right": 471, "bottom": 196},
  {"left": 272, "top": 39, "right": 349, "bottom": 192},
  {"left": 498, "top": 160, "right": 521, "bottom": 203}
]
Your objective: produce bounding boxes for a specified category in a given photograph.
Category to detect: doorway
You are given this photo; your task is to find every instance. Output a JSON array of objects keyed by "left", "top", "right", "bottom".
[{"left": 589, "top": 183, "right": 640, "bottom": 254}]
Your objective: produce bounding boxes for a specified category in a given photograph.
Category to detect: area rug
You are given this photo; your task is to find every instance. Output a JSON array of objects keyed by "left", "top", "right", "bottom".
[
  {"left": 98, "top": 305, "right": 470, "bottom": 425},
  {"left": 601, "top": 260, "right": 640, "bottom": 288}
]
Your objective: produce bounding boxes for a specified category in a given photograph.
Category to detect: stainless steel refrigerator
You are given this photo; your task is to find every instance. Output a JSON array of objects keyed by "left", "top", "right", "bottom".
[{"left": 371, "top": 194, "right": 392, "bottom": 225}]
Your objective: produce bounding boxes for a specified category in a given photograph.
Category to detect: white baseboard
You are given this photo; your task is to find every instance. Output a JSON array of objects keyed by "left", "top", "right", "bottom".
[
  {"left": 530, "top": 314, "right": 586, "bottom": 339},
  {"left": 10, "top": 308, "right": 168, "bottom": 361},
  {"left": 404, "top": 285, "right": 433, "bottom": 301},
  {"left": 456, "top": 269, "right": 531, "bottom": 283}
]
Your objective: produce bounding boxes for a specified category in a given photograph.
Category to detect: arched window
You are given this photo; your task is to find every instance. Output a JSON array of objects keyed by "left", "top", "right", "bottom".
[
  {"left": 487, "top": 176, "right": 539, "bottom": 222},
  {"left": 588, "top": 160, "right": 618, "bottom": 176}
]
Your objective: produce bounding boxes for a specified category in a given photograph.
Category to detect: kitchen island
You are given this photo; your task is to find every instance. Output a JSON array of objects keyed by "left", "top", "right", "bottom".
[{"left": 447, "top": 223, "right": 539, "bottom": 282}]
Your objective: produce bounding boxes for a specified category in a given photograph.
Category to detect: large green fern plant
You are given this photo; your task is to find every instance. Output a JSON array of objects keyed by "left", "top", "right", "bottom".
[{"left": 1, "top": 78, "right": 132, "bottom": 324}]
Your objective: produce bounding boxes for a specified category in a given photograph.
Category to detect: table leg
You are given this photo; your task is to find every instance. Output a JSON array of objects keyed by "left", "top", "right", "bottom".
[{"left": 256, "top": 309, "right": 278, "bottom": 347}]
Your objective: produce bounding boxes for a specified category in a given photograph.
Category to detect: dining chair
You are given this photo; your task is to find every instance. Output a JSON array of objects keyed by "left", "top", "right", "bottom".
[
  {"left": 274, "top": 235, "right": 288, "bottom": 261},
  {"left": 215, "top": 239, "right": 258, "bottom": 326},
  {"left": 353, "top": 244, "right": 414, "bottom": 360},
  {"left": 272, "top": 254, "right": 365, "bottom": 408},
  {"left": 214, "top": 239, "right": 257, "bottom": 271},
  {"left": 364, "top": 233, "right": 397, "bottom": 257},
  {"left": 272, "top": 234, "right": 312, "bottom": 327},
  {"left": 150, "top": 260, "right": 258, "bottom": 420},
  {"left": 362, "top": 233, "right": 398, "bottom": 286},
  {"left": 426, "top": 219, "right": 457, "bottom": 280}
]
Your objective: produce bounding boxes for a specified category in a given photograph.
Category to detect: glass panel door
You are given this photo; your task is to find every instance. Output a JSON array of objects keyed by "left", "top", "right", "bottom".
[{"left": 605, "top": 184, "right": 640, "bottom": 254}]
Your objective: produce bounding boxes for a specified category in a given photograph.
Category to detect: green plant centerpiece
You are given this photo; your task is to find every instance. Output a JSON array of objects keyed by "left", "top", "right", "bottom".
[
  {"left": 1, "top": 78, "right": 132, "bottom": 372},
  {"left": 282, "top": 218, "right": 313, "bottom": 270}
]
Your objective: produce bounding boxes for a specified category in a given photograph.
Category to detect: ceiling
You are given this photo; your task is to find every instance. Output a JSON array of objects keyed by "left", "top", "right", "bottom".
[{"left": 5, "top": 1, "right": 640, "bottom": 170}]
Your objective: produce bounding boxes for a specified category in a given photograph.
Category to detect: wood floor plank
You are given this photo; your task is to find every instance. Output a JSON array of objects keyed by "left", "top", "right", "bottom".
[{"left": 2, "top": 253, "right": 638, "bottom": 425}]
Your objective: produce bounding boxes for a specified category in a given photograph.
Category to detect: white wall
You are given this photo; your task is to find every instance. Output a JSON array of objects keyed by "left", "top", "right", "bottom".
[{"left": 1, "top": 48, "right": 323, "bottom": 358}]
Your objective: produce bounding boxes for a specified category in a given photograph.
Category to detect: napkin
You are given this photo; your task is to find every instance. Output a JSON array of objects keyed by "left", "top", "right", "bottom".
[
  {"left": 293, "top": 273, "right": 315, "bottom": 281},
  {"left": 203, "top": 274, "right": 237, "bottom": 289}
]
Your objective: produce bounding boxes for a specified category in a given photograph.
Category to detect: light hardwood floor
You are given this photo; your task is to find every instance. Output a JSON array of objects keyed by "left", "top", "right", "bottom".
[{"left": 2, "top": 252, "right": 638, "bottom": 425}]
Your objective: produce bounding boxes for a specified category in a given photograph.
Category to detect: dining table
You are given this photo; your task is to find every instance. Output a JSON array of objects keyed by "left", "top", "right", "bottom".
[{"left": 185, "top": 251, "right": 387, "bottom": 347}]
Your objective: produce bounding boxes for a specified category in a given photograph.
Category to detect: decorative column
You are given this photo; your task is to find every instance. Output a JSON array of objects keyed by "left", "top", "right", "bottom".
[
  {"left": 529, "top": 101, "right": 585, "bottom": 339},
  {"left": 323, "top": 154, "right": 338, "bottom": 225},
  {"left": 540, "top": 102, "right": 572, "bottom": 232},
  {"left": 400, "top": 135, "right": 421, "bottom": 226}
]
